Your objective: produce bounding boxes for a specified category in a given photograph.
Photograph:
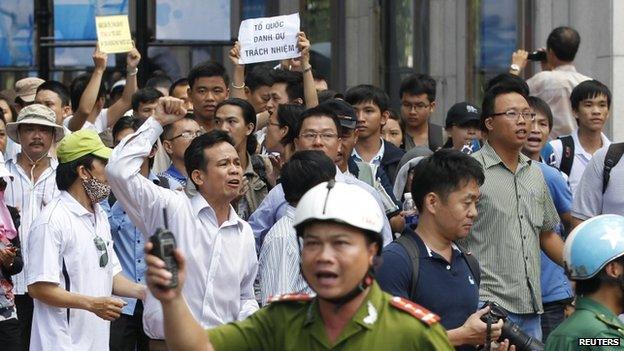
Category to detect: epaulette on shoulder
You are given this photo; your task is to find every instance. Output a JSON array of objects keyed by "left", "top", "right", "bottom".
[
  {"left": 390, "top": 297, "right": 440, "bottom": 326},
  {"left": 268, "top": 293, "right": 313, "bottom": 304}
]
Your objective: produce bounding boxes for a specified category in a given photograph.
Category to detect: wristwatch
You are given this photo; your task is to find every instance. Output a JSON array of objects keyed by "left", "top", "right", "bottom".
[{"left": 510, "top": 64, "right": 520, "bottom": 73}]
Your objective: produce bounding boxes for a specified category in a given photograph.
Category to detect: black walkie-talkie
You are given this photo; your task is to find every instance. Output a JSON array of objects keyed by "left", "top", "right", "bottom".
[{"left": 150, "top": 208, "right": 178, "bottom": 289}]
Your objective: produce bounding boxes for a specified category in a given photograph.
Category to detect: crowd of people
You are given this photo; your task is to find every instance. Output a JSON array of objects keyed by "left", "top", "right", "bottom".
[{"left": 0, "top": 24, "right": 622, "bottom": 351}]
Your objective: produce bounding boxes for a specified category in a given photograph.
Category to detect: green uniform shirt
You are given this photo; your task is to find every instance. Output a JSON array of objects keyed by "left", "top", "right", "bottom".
[
  {"left": 207, "top": 282, "right": 453, "bottom": 350},
  {"left": 545, "top": 297, "right": 624, "bottom": 350}
]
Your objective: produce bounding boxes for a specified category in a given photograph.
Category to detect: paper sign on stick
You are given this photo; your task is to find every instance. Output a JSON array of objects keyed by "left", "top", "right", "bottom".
[
  {"left": 95, "top": 15, "right": 133, "bottom": 54},
  {"left": 238, "top": 13, "right": 300, "bottom": 64}
]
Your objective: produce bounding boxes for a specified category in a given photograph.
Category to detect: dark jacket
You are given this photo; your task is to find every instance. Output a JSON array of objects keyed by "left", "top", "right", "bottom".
[
  {"left": 348, "top": 158, "right": 402, "bottom": 217},
  {"left": 380, "top": 139, "right": 405, "bottom": 184}
]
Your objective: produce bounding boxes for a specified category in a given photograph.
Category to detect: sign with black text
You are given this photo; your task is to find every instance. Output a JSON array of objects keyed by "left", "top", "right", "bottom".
[{"left": 238, "top": 13, "right": 300, "bottom": 64}]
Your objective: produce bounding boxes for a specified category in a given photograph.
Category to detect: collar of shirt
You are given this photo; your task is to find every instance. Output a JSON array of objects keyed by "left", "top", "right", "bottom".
[
  {"left": 59, "top": 191, "right": 104, "bottom": 218},
  {"left": 303, "top": 281, "right": 385, "bottom": 347},
  {"left": 576, "top": 297, "right": 623, "bottom": 326},
  {"left": 571, "top": 128, "right": 611, "bottom": 161},
  {"left": 285, "top": 205, "right": 296, "bottom": 220},
  {"left": 351, "top": 139, "right": 385, "bottom": 165},
  {"left": 552, "top": 64, "right": 578, "bottom": 73},
  {"left": 7, "top": 156, "right": 58, "bottom": 181},
  {"left": 190, "top": 194, "right": 245, "bottom": 231},
  {"left": 165, "top": 164, "right": 187, "bottom": 184},
  {"left": 479, "top": 142, "right": 531, "bottom": 172}
]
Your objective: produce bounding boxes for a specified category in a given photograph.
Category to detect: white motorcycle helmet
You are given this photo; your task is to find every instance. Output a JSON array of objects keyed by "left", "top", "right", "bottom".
[{"left": 293, "top": 180, "right": 384, "bottom": 251}]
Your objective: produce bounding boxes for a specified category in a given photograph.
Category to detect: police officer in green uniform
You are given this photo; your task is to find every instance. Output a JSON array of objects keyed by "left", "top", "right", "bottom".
[
  {"left": 145, "top": 180, "right": 454, "bottom": 350},
  {"left": 545, "top": 214, "right": 624, "bottom": 350}
]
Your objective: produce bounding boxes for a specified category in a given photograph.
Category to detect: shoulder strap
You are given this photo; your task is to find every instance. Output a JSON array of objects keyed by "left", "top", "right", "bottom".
[
  {"left": 453, "top": 242, "right": 481, "bottom": 286},
  {"left": 250, "top": 154, "right": 269, "bottom": 188},
  {"left": 267, "top": 293, "right": 313, "bottom": 304},
  {"left": 558, "top": 135, "right": 575, "bottom": 176},
  {"left": 395, "top": 232, "right": 420, "bottom": 301},
  {"left": 389, "top": 296, "right": 441, "bottom": 326},
  {"left": 62, "top": 259, "right": 70, "bottom": 323},
  {"left": 603, "top": 143, "right": 624, "bottom": 193}
]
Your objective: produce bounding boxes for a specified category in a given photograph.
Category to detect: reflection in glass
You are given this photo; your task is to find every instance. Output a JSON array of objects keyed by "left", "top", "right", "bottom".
[{"left": 0, "top": 0, "right": 35, "bottom": 66}]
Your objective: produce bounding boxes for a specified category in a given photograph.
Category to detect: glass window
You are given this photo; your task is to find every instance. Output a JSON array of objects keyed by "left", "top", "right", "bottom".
[
  {"left": 467, "top": 0, "right": 531, "bottom": 102},
  {"left": 300, "top": 0, "right": 332, "bottom": 88},
  {"left": 382, "top": 0, "right": 428, "bottom": 108}
]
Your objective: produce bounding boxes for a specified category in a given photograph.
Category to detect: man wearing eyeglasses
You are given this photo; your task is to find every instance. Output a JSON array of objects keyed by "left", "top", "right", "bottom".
[
  {"left": 158, "top": 115, "right": 203, "bottom": 191},
  {"left": 399, "top": 74, "right": 444, "bottom": 152},
  {"left": 457, "top": 81, "right": 565, "bottom": 341},
  {"left": 26, "top": 130, "right": 145, "bottom": 351},
  {"left": 248, "top": 104, "right": 394, "bottom": 253}
]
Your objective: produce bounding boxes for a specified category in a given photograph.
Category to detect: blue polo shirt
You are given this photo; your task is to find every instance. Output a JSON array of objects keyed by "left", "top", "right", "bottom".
[
  {"left": 377, "top": 232, "right": 479, "bottom": 333},
  {"left": 537, "top": 162, "right": 573, "bottom": 304}
]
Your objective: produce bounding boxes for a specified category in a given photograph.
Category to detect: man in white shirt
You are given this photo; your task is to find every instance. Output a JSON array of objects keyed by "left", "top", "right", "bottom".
[
  {"left": 510, "top": 26, "right": 591, "bottom": 138},
  {"left": 4, "top": 104, "right": 65, "bottom": 348},
  {"left": 258, "top": 150, "right": 335, "bottom": 304},
  {"left": 27, "top": 130, "right": 145, "bottom": 351},
  {"left": 106, "top": 97, "right": 258, "bottom": 344},
  {"left": 65, "top": 46, "right": 140, "bottom": 133},
  {"left": 548, "top": 80, "right": 611, "bottom": 194}
]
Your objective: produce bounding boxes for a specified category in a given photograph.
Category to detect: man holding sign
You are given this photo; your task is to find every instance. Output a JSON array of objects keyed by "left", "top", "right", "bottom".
[{"left": 229, "top": 15, "right": 319, "bottom": 131}]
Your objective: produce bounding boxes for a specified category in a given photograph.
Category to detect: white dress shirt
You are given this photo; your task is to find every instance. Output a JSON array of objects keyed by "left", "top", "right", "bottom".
[
  {"left": 549, "top": 129, "right": 610, "bottom": 195},
  {"left": 527, "top": 64, "right": 591, "bottom": 138},
  {"left": 258, "top": 205, "right": 312, "bottom": 305},
  {"left": 5, "top": 157, "right": 60, "bottom": 294},
  {"left": 27, "top": 191, "right": 122, "bottom": 351},
  {"left": 106, "top": 117, "right": 259, "bottom": 339}
]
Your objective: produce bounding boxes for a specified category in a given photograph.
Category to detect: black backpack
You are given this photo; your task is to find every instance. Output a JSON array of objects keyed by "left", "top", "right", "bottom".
[
  {"left": 602, "top": 142, "right": 624, "bottom": 193},
  {"left": 558, "top": 135, "right": 575, "bottom": 177},
  {"left": 395, "top": 230, "right": 481, "bottom": 301}
]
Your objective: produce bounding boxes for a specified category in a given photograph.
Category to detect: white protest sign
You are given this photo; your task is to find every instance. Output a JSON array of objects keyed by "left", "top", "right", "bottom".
[{"left": 238, "top": 13, "right": 300, "bottom": 64}]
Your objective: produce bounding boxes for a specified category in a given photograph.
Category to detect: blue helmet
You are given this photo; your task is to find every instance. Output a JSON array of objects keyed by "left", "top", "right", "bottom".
[{"left": 564, "top": 214, "right": 624, "bottom": 280}]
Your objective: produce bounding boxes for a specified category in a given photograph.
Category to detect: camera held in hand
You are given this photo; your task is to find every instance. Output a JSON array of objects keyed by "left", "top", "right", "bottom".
[
  {"left": 527, "top": 50, "right": 546, "bottom": 62},
  {"left": 480, "top": 301, "right": 544, "bottom": 351}
]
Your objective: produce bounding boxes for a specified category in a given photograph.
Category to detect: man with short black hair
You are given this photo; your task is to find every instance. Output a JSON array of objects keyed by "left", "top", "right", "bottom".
[
  {"left": 461, "top": 81, "right": 564, "bottom": 340},
  {"left": 248, "top": 105, "right": 394, "bottom": 251},
  {"left": 377, "top": 150, "right": 511, "bottom": 350},
  {"left": 27, "top": 130, "right": 144, "bottom": 351},
  {"left": 187, "top": 61, "right": 230, "bottom": 131},
  {"left": 511, "top": 26, "right": 591, "bottom": 138},
  {"left": 169, "top": 78, "right": 193, "bottom": 111},
  {"left": 106, "top": 97, "right": 258, "bottom": 346},
  {"left": 243, "top": 65, "right": 274, "bottom": 114},
  {"left": 258, "top": 150, "right": 335, "bottom": 304},
  {"left": 132, "top": 88, "right": 165, "bottom": 120},
  {"left": 158, "top": 115, "right": 202, "bottom": 191},
  {"left": 345, "top": 84, "right": 405, "bottom": 183},
  {"left": 35, "top": 80, "right": 72, "bottom": 125},
  {"left": 548, "top": 80, "right": 611, "bottom": 194},
  {"left": 399, "top": 74, "right": 443, "bottom": 151},
  {"left": 66, "top": 46, "right": 140, "bottom": 133}
]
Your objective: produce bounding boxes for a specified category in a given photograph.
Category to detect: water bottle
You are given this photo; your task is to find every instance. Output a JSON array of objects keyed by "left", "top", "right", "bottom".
[{"left": 402, "top": 193, "right": 418, "bottom": 228}]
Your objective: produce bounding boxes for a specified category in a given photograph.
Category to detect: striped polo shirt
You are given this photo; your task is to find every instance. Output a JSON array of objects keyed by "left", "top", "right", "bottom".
[
  {"left": 5, "top": 156, "right": 60, "bottom": 295},
  {"left": 458, "top": 142, "right": 559, "bottom": 314}
]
